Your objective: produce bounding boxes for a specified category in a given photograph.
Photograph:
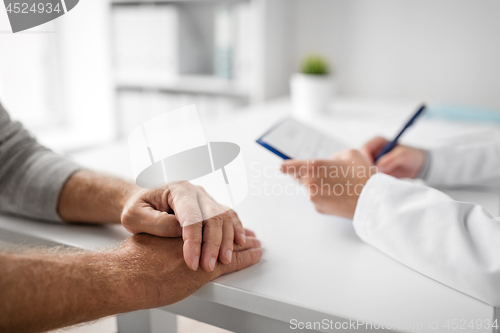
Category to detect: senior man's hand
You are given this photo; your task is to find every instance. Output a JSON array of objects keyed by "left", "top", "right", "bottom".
[
  {"left": 121, "top": 182, "right": 247, "bottom": 272},
  {"left": 119, "top": 229, "right": 262, "bottom": 309},
  {"left": 280, "top": 149, "right": 378, "bottom": 219},
  {"left": 0, "top": 229, "right": 261, "bottom": 333}
]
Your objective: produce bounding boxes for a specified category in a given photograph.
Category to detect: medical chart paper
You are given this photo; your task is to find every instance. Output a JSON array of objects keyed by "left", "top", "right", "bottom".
[{"left": 257, "top": 118, "right": 348, "bottom": 159}]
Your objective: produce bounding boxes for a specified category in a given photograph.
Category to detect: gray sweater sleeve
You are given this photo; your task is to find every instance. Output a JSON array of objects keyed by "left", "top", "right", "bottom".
[{"left": 0, "top": 103, "right": 81, "bottom": 222}]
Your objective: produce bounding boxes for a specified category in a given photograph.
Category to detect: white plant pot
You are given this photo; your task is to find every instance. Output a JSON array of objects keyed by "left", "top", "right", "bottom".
[{"left": 290, "top": 73, "right": 334, "bottom": 118}]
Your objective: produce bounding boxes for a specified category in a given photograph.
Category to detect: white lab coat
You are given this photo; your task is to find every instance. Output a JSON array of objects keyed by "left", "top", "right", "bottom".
[{"left": 353, "top": 143, "right": 500, "bottom": 307}]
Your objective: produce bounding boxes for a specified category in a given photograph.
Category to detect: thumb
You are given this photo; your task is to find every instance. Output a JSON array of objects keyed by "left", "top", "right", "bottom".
[
  {"left": 122, "top": 190, "right": 182, "bottom": 237},
  {"left": 166, "top": 183, "right": 204, "bottom": 227},
  {"left": 361, "top": 137, "right": 389, "bottom": 163}
]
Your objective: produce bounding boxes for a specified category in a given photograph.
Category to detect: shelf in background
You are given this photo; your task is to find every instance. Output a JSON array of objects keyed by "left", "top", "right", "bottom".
[{"left": 115, "top": 72, "right": 250, "bottom": 99}]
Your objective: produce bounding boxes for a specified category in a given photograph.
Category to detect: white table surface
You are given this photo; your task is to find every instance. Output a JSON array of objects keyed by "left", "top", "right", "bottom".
[{"left": 1, "top": 97, "right": 499, "bottom": 333}]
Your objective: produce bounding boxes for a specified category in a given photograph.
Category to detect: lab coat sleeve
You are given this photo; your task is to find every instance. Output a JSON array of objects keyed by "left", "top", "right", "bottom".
[
  {"left": 425, "top": 143, "right": 500, "bottom": 187},
  {"left": 353, "top": 173, "right": 500, "bottom": 307}
]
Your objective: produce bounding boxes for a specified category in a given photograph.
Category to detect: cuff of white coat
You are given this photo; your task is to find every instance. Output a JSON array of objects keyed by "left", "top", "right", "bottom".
[
  {"left": 422, "top": 146, "right": 452, "bottom": 185},
  {"left": 416, "top": 150, "right": 431, "bottom": 179},
  {"left": 352, "top": 173, "right": 391, "bottom": 239}
]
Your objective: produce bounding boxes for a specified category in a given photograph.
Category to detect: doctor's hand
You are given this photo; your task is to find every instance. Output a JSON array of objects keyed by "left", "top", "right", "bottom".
[
  {"left": 361, "top": 136, "right": 426, "bottom": 179},
  {"left": 281, "top": 149, "right": 377, "bottom": 219},
  {"left": 121, "top": 182, "right": 247, "bottom": 272}
]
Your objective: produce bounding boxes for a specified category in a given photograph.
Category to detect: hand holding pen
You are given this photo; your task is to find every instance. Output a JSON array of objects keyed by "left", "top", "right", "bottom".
[{"left": 361, "top": 104, "right": 428, "bottom": 179}]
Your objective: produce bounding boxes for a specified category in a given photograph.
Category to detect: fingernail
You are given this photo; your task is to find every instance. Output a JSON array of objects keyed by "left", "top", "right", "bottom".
[
  {"left": 255, "top": 239, "right": 261, "bottom": 248},
  {"left": 240, "top": 233, "right": 246, "bottom": 244},
  {"left": 225, "top": 249, "right": 232, "bottom": 262},
  {"left": 209, "top": 258, "right": 216, "bottom": 272},
  {"left": 192, "top": 256, "right": 199, "bottom": 271}
]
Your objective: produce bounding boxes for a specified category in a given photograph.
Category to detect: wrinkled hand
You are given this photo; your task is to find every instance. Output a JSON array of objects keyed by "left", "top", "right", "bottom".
[
  {"left": 361, "top": 136, "right": 426, "bottom": 179},
  {"left": 118, "top": 229, "right": 262, "bottom": 309},
  {"left": 121, "top": 182, "right": 247, "bottom": 272},
  {"left": 281, "top": 149, "right": 377, "bottom": 219}
]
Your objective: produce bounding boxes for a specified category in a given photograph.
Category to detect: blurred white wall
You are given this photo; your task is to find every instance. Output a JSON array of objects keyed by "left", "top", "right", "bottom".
[
  {"left": 3, "top": 0, "right": 500, "bottom": 146},
  {"left": 0, "top": 0, "right": 115, "bottom": 152},
  {"left": 294, "top": 0, "right": 500, "bottom": 109},
  {"left": 53, "top": 0, "right": 116, "bottom": 147}
]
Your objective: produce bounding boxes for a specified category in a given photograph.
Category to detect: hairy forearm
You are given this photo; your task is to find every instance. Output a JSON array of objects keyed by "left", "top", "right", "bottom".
[
  {"left": 58, "top": 170, "right": 139, "bottom": 224},
  {"left": 0, "top": 247, "right": 145, "bottom": 333}
]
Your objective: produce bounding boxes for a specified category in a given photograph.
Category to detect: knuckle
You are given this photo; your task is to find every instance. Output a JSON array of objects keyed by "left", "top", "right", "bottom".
[
  {"left": 220, "top": 260, "right": 234, "bottom": 274},
  {"left": 221, "top": 210, "right": 231, "bottom": 221},
  {"left": 121, "top": 208, "right": 135, "bottom": 225},
  {"left": 251, "top": 250, "right": 260, "bottom": 261},
  {"left": 222, "top": 235, "right": 234, "bottom": 245},
  {"left": 236, "top": 252, "right": 245, "bottom": 267},
  {"left": 233, "top": 219, "right": 243, "bottom": 230},
  {"left": 228, "top": 209, "right": 239, "bottom": 219},
  {"left": 121, "top": 208, "right": 131, "bottom": 222},
  {"left": 187, "top": 221, "right": 203, "bottom": 231},
  {"left": 203, "top": 239, "right": 221, "bottom": 251},
  {"left": 182, "top": 182, "right": 196, "bottom": 192},
  {"left": 190, "top": 238, "right": 203, "bottom": 248},
  {"left": 208, "top": 214, "right": 224, "bottom": 227},
  {"left": 191, "top": 214, "right": 203, "bottom": 224}
]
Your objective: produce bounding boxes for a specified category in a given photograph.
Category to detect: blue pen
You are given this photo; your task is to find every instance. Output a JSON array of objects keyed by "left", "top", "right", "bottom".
[{"left": 374, "top": 104, "right": 427, "bottom": 163}]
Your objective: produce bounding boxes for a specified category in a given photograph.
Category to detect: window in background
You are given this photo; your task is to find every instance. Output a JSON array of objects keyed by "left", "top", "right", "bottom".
[
  {"left": 0, "top": 0, "right": 116, "bottom": 154},
  {"left": 1, "top": 0, "right": 293, "bottom": 152},
  {"left": 0, "top": 17, "right": 62, "bottom": 131}
]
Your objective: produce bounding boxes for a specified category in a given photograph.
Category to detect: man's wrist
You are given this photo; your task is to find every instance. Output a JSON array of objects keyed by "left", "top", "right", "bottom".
[
  {"left": 0, "top": 248, "right": 150, "bottom": 332},
  {"left": 107, "top": 248, "right": 151, "bottom": 312},
  {"left": 58, "top": 170, "right": 140, "bottom": 224},
  {"left": 117, "top": 185, "right": 141, "bottom": 216},
  {"left": 64, "top": 250, "right": 149, "bottom": 316}
]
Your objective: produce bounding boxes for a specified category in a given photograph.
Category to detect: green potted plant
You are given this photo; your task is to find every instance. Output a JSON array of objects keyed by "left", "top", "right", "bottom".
[{"left": 290, "top": 55, "right": 334, "bottom": 117}]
